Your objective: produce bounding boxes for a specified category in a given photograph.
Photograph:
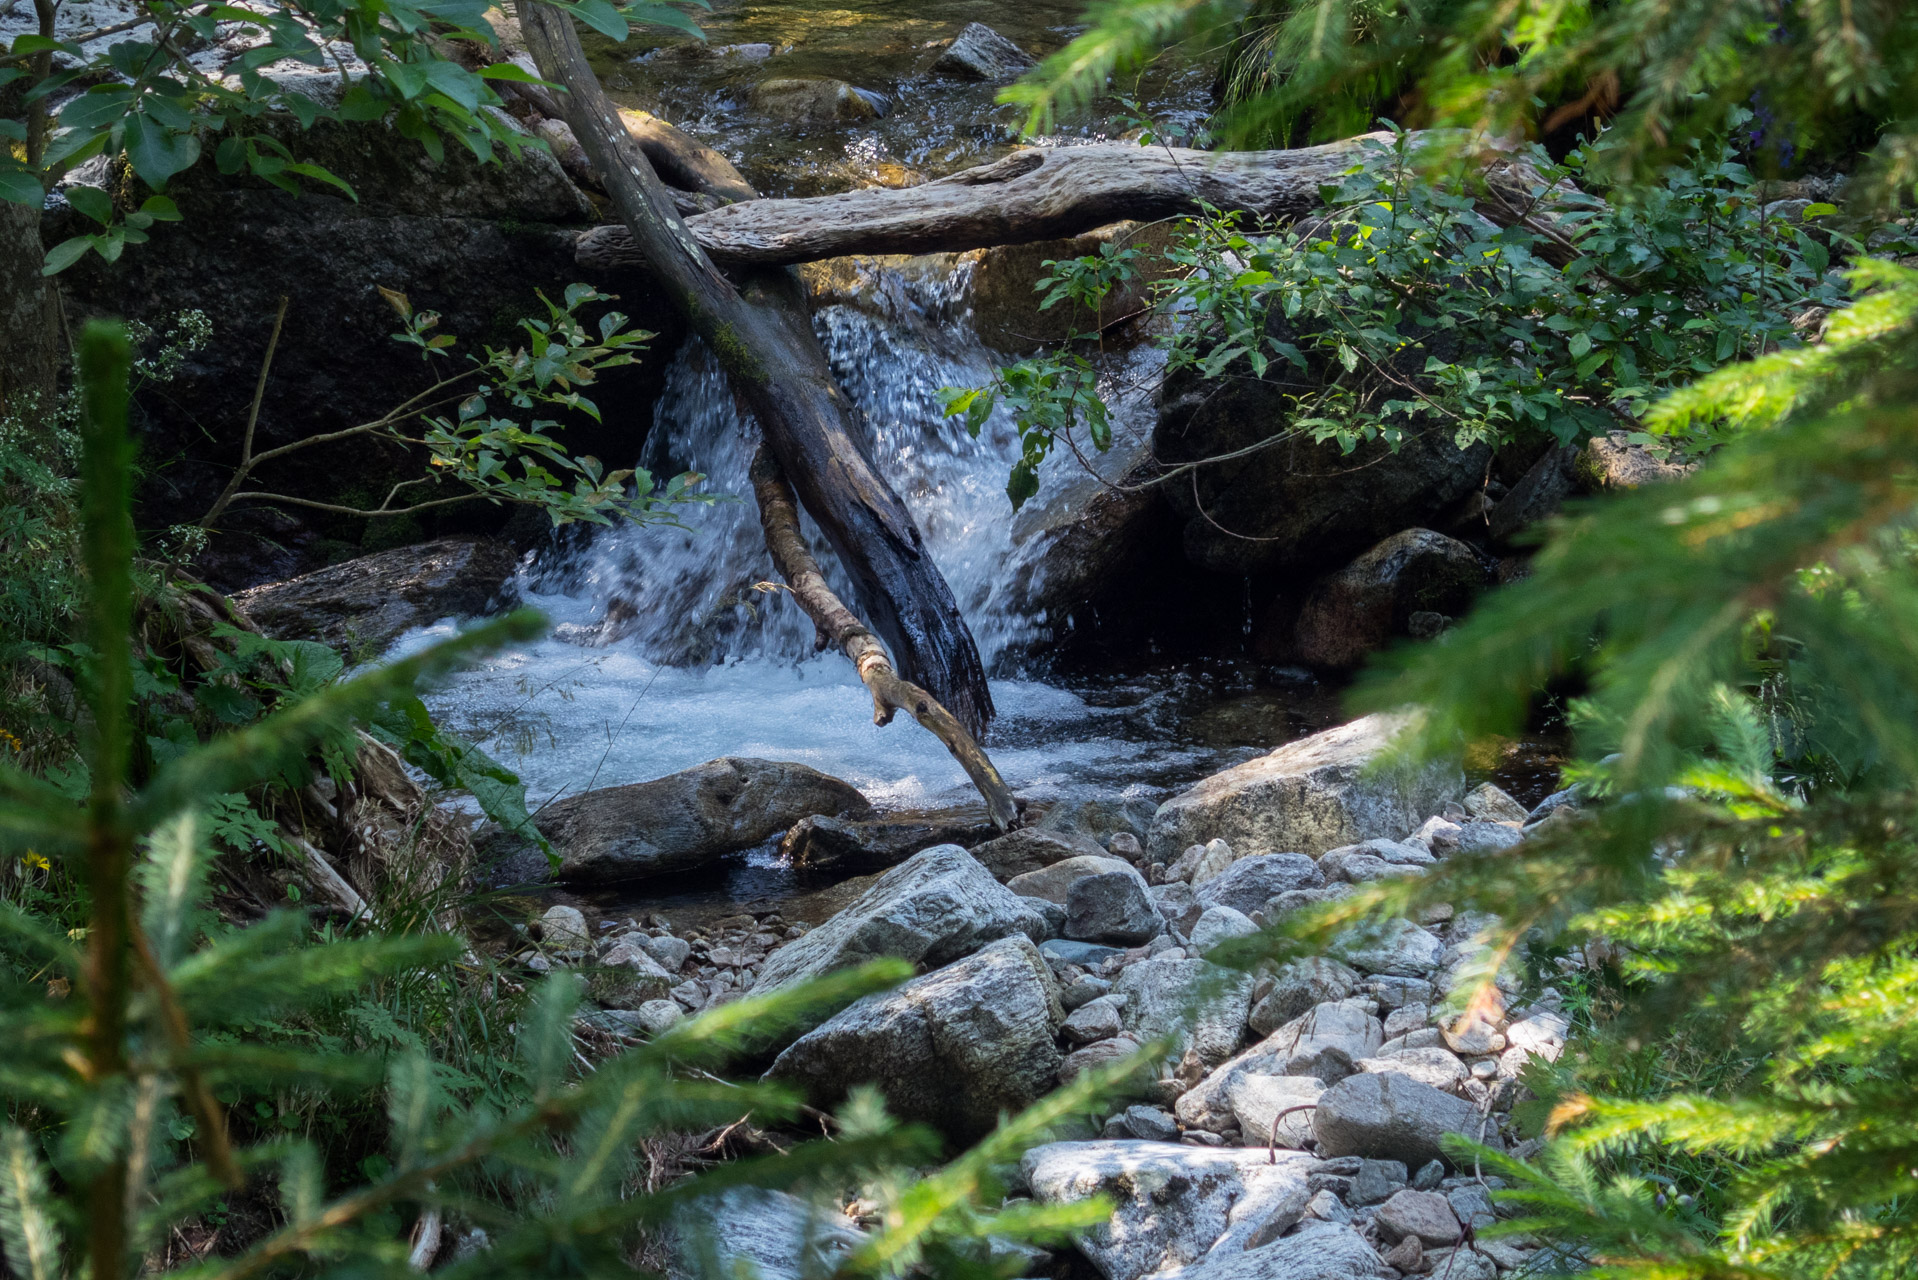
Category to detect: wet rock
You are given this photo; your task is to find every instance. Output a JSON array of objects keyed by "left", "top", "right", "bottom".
[
  {"left": 1248, "top": 958, "right": 1361, "bottom": 1035},
  {"left": 1289, "top": 529, "right": 1488, "bottom": 669},
  {"left": 765, "top": 935, "right": 1062, "bottom": 1143},
  {"left": 751, "top": 845, "right": 1050, "bottom": 997},
  {"left": 1067, "top": 869, "right": 1164, "bottom": 945},
  {"left": 1576, "top": 430, "right": 1696, "bottom": 490},
  {"left": 1189, "top": 906, "right": 1259, "bottom": 954},
  {"left": 1010, "top": 854, "right": 1139, "bottom": 904},
  {"left": 1115, "top": 957, "right": 1254, "bottom": 1067},
  {"left": 538, "top": 904, "right": 590, "bottom": 951},
  {"left": 933, "top": 22, "right": 1038, "bottom": 82},
  {"left": 1333, "top": 919, "right": 1444, "bottom": 978},
  {"left": 1375, "top": 1187, "right": 1460, "bottom": 1245},
  {"left": 1150, "top": 1219, "right": 1391, "bottom": 1280},
  {"left": 1312, "top": 1072, "right": 1488, "bottom": 1166},
  {"left": 1062, "top": 994, "right": 1126, "bottom": 1046},
  {"left": 673, "top": 1188, "right": 864, "bottom": 1280},
  {"left": 1148, "top": 715, "right": 1462, "bottom": 861},
  {"left": 1195, "top": 855, "right": 1324, "bottom": 917},
  {"left": 233, "top": 537, "right": 519, "bottom": 653},
  {"left": 1020, "top": 1141, "right": 1317, "bottom": 1280},
  {"left": 749, "top": 77, "right": 886, "bottom": 122},
  {"left": 972, "top": 827, "right": 1109, "bottom": 880},
  {"left": 782, "top": 805, "right": 1002, "bottom": 874},
  {"left": 508, "top": 758, "right": 870, "bottom": 884}
]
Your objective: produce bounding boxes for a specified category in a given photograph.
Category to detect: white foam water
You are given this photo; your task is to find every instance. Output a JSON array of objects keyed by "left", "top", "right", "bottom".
[{"left": 404, "top": 256, "right": 1197, "bottom": 812}]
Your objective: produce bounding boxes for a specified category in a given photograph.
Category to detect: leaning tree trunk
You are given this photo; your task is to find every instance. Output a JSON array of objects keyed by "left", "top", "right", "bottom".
[{"left": 518, "top": 2, "right": 995, "bottom": 734}]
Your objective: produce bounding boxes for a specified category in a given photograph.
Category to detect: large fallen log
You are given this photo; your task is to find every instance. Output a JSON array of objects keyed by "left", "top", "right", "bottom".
[
  {"left": 576, "top": 134, "right": 1572, "bottom": 271},
  {"left": 751, "top": 446, "right": 1016, "bottom": 831},
  {"left": 521, "top": 2, "right": 996, "bottom": 735}
]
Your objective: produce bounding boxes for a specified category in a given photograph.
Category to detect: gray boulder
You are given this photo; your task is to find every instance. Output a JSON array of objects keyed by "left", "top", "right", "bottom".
[
  {"left": 1148, "top": 715, "right": 1461, "bottom": 861},
  {"left": 933, "top": 22, "right": 1038, "bottom": 81},
  {"left": 972, "top": 827, "right": 1109, "bottom": 880},
  {"left": 1312, "top": 1072, "right": 1488, "bottom": 1166},
  {"left": 1114, "top": 957, "right": 1254, "bottom": 1066},
  {"left": 1061, "top": 994, "right": 1125, "bottom": 1046},
  {"left": 1009, "top": 855, "right": 1138, "bottom": 904},
  {"left": 1290, "top": 529, "right": 1487, "bottom": 669},
  {"left": 1189, "top": 906, "right": 1260, "bottom": 955},
  {"left": 1195, "top": 854, "right": 1324, "bottom": 916},
  {"left": 1020, "top": 1141, "right": 1316, "bottom": 1280},
  {"left": 1373, "top": 1189, "right": 1462, "bottom": 1246},
  {"left": 1248, "top": 958, "right": 1361, "bottom": 1035},
  {"left": 673, "top": 1188, "right": 864, "bottom": 1280},
  {"left": 765, "top": 935, "right": 1063, "bottom": 1143},
  {"left": 1462, "top": 782, "right": 1529, "bottom": 824},
  {"left": 751, "top": 845, "right": 1050, "bottom": 995},
  {"left": 1066, "top": 869, "right": 1163, "bottom": 945},
  {"left": 1152, "top": 1220, "right": 1391, "bottom": 1280},
  {"left": 1035, "top": 795, "right": 1159, "bottom": 845},
  {"left": 589, "top": 943, "right": 677, "bottom": 1009},
  {"left": 234, "top": 537, "right": 519, "bottom": 654},
  {"left": 782, "top": 804, "right": 1003, "bottom": 874},
  {"left": 1150, "top": 881, "right": 1204, "bottom": 934},
  {"left": 1177, "top": 1000, "right": 1381, "bottom": 1131},
  {"left": 519, "top": 758, "right": 870, "bottom": 884},
  {"left": 538, "top": 903, "right": 590, "bottom": 951},
  {"left": 1356, "top": 1046, "right": 1469, "bottom": 1091},
  {"left": 1333, "top": 919, "right": 1444, "bottom": 978},
  {"left": 1225, "top": 1074, "right": 1325, "bottom": 1148}
]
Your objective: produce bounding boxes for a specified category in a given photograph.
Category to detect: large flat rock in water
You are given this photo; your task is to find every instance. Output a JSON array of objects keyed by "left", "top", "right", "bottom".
[
  {"left": 500, "top": 757, "right": 870, "bottom": 884},
  {"left": 1148, "top": 714, "right": 1460, "bottom": 860},
  {"left": 233, "top": 537, "right": 519, "bottom": 654}
]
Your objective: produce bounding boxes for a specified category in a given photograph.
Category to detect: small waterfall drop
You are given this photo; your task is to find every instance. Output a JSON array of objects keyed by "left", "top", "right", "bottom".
[{"left": 405, "top": 254, "right": 1213, "bottom": 811}]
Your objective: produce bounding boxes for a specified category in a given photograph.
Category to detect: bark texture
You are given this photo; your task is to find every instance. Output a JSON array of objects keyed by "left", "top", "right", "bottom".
[
  {"left": 0, "top": 200, "right": 61, "bottom": 411},
  {"left": 576, "top": 134, "right": 1575, "bottom": 270},
  {"left": 520, "top": 1, "right": 995, "bottom": 734}
]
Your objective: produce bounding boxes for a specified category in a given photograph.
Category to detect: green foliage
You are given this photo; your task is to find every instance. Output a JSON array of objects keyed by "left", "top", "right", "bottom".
[
  {"left": 2, "top": 0, "right": 711, "bottom": 273},
  {"left": 0, "top": 322, "right": 1126, "bottom": 1280},
  {"left": 948, "top": 125, "right": 1902, "bottom": 506}
]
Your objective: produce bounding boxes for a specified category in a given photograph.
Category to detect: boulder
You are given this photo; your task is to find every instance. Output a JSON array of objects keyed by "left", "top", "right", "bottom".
[
  {"left": 1487, "top": 443, "right": 1579, "bottom": 543},
  {"left": 1373, "top": 1189, "right": 1461, "bottom": 1246},
  {"left": 1425, "top": 1248, "right": 1497, "bottom": 1280},
  {"left": 538, "top": 903, "right": 590, "bottom": 951},
  {"left": 514, "top": 758, "right": 870, "bottom": 884},
  {"left": 749, "top": 77, "right": 886, "bottom": 122},
  {"left": 1151, "top": 1220, "right": 1391, "bottom": 1280},
  {"left": 1150, "top": 882, "right": 1205, "bottom": 935},
  {"left": 1020, "top": 1141, "right": 1316, "bottom": 1280},
  {"left": 1157, "top": 353, "right": 1493, "bottom": 576},
  {"left": 672, "top": 1188, "right": 865, "bottom": 1280},
  {"left": 782, "top": 804, "right": 1003, "bottom": 874},
  {"left": 1119, "top": 1104, "right": 1181, "bottom": 1143},
  {"left": 1462, "top": 782, "right": 1529, "bottom": 825},
  {"left": 1289, "top": 530, "right": 1487, "bottom": 669},
  {"left": 1043, "top": 938, "right": 1126, "bottom": 967},
  {"left": 1010, "top": 855, "right": 1139, "bottom": 905},
  {"left": 1176, "top": 1000, "right": 1381, "bottom": 1131},
  {"left": 1189, "top": 838, "right": 1242, "bottom": 886},
  {"left": 1188, "top": 906, "right": 1259, "bottom": 954},
  {"left": 1224, "top": 1074, "right": 1324, "bottom": 1147},
  {"left": 1248, "top": 958, "right": 1361, "bottom": 1036},
  {"left": 1195, "top": 855, "right": 1324, "bottom": 916},
  {"left": 765, "top": 935, "right": 1063, "bottom": 1142},
  {"left": 1066, "top": 870, "right": 1164, "bottom": 945},
  {"left": 1576, "top": 430, "right": 1696, "bottom": 491},
  {"left": 1147, "top": 715, "right": 1461, "bottom": 861},
  {"left": 233, "top": 537, "right": 519, "bottom": 654},
  {"left": 1033, "top": 795, "right": 1160, "bottom": 846},
  {"left": 933, "top": 22, "right": 1038, "bottom": 82},
  {"left": 1333, "top": 919, "right": 1444, "bottom": 978},
  {"left": 590, "top": 943, "right": 677, "bottom": 1009},
  {"left": 1311, "top": 1072, "right": 1487, "bottom": 1166},
  {"left": 751, "top": 845, "right": 1050, "bottom": 995},
  {"left": 1433, "top": 821, "right": 1525, "bottom": 856},
  {"left": 1356, "top": 1046, "right": 1469, "bottom": 1091},
  {"left": 972, "top": 827, "right": 1110, "bottom": 880},
  {"left": 1062, "top": 994, "right": 1126, "bottom": 1046},
  {"left": 1114, "top": 957, "right": 1254, "bottom": 1066},
  {"left": 1317, "top": 847, "right": 1425, "bottom": 884},
  {"left": 1059, "top": 1035, "right": 1144, "bottom": 1083}
]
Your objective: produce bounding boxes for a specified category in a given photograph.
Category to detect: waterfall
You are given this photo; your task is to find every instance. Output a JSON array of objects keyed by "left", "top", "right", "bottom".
[{"left": 406, "top": 254, "right": 1205, "bottom": 811}]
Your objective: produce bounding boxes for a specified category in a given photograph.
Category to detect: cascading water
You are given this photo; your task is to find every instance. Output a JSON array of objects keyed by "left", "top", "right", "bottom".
[{"left": 399, "top": 254, "right": 1251, "bottom": 815}]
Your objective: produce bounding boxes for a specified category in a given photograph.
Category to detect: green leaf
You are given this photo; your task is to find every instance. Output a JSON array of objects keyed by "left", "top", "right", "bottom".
[
  {"left": 565, "top": 0, "right": 629, "bottom": 41},
  {"left": 1567, "top": 330, "right": 1593, "bottom": 357},
  {"left": 123, "top": 114, "right": 202, "bottom": 188},
  {"left": 58, "top": 85, "right": 133, "bottom": 131},
  {"left": 0, "top": 170, "right": 42, "bottom": 206},
  {"left": 63, "top": 184, "right": 113, "bottom": 225},
  {"left": 140, "top": 194, "right": 182, "bottom": 222},
  {"left": 41, "top": 236, "right": 95, "bottom": 276},
  {"left": 477, "top": 62, "right": 553, "bottom": 85},
  {"left": 282, "top": 162, "right": 359, "bottom": 200}
]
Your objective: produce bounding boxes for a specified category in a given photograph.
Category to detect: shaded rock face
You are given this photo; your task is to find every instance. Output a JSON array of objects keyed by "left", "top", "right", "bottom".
[
  {"left": 780, "top": 805, "right": 1003, "bottom": 874},
  {"left": 765, "top": 935, "right": 1063, "bottom": 1143},
  {"left": 1289, "top": 529, "right": 1488, "bottom": 669},
  {"left": 933, "top": 22, "right": 1038, "bottom": 82},
  {"left": 750, "top": 845, "right": 1051, "bottom": 996},
  {"left": 233, "top": 537, "right": 519, "bottom": 654},
  {"left": 971, "top": 827, "right": 1109, "bottom": 881},
  {"left": 1020, "top": 1142, "right": 1318, "bottom": 1280},
  {"left": 1156, "top": 365, "right": 1493, "bottom": 576},
  {"left": 51, "top": 117, "right": 678, "bottom": 588},
  {"left": 500, "top": 758, "right": 871, "bottom": 885},
  {"left": 1148, "top": 714, "right": 1463, "bottom": 860}
]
